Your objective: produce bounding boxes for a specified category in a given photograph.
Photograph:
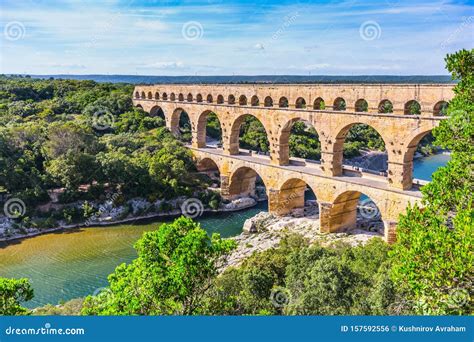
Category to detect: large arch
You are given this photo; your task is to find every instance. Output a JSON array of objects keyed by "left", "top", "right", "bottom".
[
  {"left": 278, "top": 117, "right": 321, "bottom": 165},
  {"left": 272, "top": 178, "right": 318, "bottom": 217},
  {"left": 150, "top": 105, "right": 165, "bottom": 120},
  {"left": 196, "top": 157, "right": 221, "bottom": 184},
  {"left": 400, "top": 129, "right": 434, "bottom": 186},
  {"left": 170, "top": 108, "right": 192, "bottom": 141},
  {"left": 329, "top": 122, "right": 388, "bottom": 176},
  {"left": 227, "top": 166, "right": 267, "bottom": 200},
  {"left": 228, "top": 114, "right": 270, "bottom": 155},
  {"left": 195, "top": 110, "right": 223, "bottom": 148},
  {"left": 320, "top": 190, "right": 383, "bottom": 236}
]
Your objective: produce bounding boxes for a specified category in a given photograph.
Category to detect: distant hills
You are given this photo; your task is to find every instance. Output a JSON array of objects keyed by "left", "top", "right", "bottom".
[{"left": 18, "top": 74, "right": 455, "bottom": 84}]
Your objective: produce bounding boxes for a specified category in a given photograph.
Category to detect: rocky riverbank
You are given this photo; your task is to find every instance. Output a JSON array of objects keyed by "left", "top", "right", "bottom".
[
  {"left": 224, "top": 208, "right": 383, "bottom": 268},
  {"left": 0, "top": 196, "right": 262, "bottom": 243}
]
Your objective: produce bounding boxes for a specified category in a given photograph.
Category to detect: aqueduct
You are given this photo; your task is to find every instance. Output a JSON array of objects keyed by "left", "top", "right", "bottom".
[{"left": 133, "top": 83, "right": 454, "bottom": 242}]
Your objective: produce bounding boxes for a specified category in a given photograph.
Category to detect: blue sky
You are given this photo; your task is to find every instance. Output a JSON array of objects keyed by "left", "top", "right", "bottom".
[{"left": 1, "top": 0, "right": 473, "bottom": 75}]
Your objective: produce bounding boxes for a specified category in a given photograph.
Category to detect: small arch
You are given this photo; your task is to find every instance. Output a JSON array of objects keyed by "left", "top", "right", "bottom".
[
  {"left": 196, "top": 94, "right": 203, "bottom": 103},
  {"left": 239, "top": 95, "right": 248, "bottom": 106},
  {"left": 355, "top": 99, "right": 368, "bottom": 112},
  {"left": 404, "top": 100, "right": 421, "bottom": 115},
  {"left": 279, "top": 97, "right": 289, "bottom": 108},
  {"left": 228, "top": 94, "right": 235, "bottom": 105},
  {"left": 207, "top": 94, "right": 213, "bottom": 103},
  {"left": 251, "top": 95, "right": 259, "bottom": 106},
  {"left": 313, "top": 97, "right": 325, "bottom": 110},
  {"left": 433, "top": 101, "right": 448, "bottom": 116},
  {"left": 295, "top": 97, "right": 306, "bottom": 109},
  {"left": 170, "top": 93, "right": 176, "bottom": 101},
  {"left": 187, "top": 93, "right": 193, "bottom": 102},
  {"left": 378, "top": 99, "right": 393, "bottom": 113},
  {"left": 217, "top": 95, "right": 224, "bottom": 104},
  {"left": 147, "top": 91, "right": 153, "bottom": 100},
  {"left": 264, "top": 96, "right": 273, "bottom": 107},
  {"left": 134, "top": 91, "right": 140, "bottom": 99},
  {"left": 140, "top": 91, "right": 146, "bottom": 99},
  {"left": 333, "top": 97, "right": 346, "bottom": 111},
  {"left": 154, "top": 92, "right": 160, "bottom": 100},
  {"left": 162, "top": 92, "right": 168, "bottom": 101},
  {"left": 178, "top": 93, "right": 184, "bottom": 101}
]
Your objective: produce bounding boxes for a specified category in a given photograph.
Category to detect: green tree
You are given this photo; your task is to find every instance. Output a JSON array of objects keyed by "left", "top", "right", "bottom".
[
  {"left": 390, "top": 49, "right": 474, "bottom": 315},
  {"left": 0, "top": 278, "right": 34, "bottom": 315},
  {"left": 81, "top": 217, "right": 236, "bottom": 315}
]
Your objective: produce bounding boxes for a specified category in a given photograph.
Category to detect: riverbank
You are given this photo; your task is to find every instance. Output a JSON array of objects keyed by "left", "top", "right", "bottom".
[{"left": 0, "top": 196, "right": 263, "bottom": 243}]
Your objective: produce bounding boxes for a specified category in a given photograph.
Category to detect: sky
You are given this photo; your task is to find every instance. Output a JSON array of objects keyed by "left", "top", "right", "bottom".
[{"left": 0, "top": 0, "right": 473, "bottom": 75}]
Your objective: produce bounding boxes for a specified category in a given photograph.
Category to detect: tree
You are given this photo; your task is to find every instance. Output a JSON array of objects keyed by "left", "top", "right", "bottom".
[
  {"left": 390, "top": 49, "right": 474, "bottom": 315},
  {"left": 81, "top": 217, "right": 236, "bottom": 315},
  {"left": 0, "top": 277, "right": 33, "bottom": 315}
]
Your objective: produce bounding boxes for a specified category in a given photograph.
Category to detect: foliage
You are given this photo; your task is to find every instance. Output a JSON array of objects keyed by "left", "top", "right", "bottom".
[
  {"left": 0, "top": 277, "right": 33, "bottom": 315},
  {"left": 81, "top": 217, "right": 236, "bottom": 315},
  {"left": 390, "top": 49, "right": 474, "bottom": 315}
]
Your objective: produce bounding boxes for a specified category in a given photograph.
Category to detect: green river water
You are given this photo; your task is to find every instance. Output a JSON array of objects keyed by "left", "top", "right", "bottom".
[{"left": 0, "top": 154, "right": 449, "bottom": 308}]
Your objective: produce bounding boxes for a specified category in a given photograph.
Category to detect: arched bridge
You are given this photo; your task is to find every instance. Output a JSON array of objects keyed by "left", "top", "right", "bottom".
[{"left": 133, "top": 83, "right": 453, "bottom": 242}]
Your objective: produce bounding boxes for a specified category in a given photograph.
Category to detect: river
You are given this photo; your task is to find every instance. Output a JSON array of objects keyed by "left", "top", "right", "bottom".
[{"left": 0, "top": 155, "right": 449, "bottom": 308}]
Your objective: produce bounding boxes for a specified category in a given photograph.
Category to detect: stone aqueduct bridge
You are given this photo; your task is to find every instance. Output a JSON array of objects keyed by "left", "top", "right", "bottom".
[{"left": 133, "top": 83, "right": 454, "bottom": 242}]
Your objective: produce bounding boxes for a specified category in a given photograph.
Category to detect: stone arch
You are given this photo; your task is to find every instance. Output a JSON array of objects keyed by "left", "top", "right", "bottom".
[
  {"left": 378, "top": 99, "right": 393, "bottom": 113},
  {"left": 279, "top": 96, "right": 289, "bottom": 108},
  {"left": 135, "top": 104, "right": 143, "bottom": 109},
  {"left": 170, "top": 93, "right": 176, "bottom": 101},
  {"left": 207, "top": 94, "right": 213, "bottom": 103},
  {"left": 150, "top": 105, "right": 165, "bottom": 120},
  {"left": 217, "top": 95, "right": 224, "bottom": 104},
  {"left": 228, "top": 114, "right": 270, "bottom": 155},
  {"left": 155, "top": 91, "right": 160, "bottom": 100},
  {"left": 228, "top": 94, "right": 236, "bottom": 105},
  {"left": 295, "top": 97, "right": 306, "bottom": 109},
  {"left": 196, "top": 157, "right": 221, "bottom": 183},
  {"left": 162, "top": 92, "right": 168, "bottom": 101},
  {"left": 433, "top": 101, "right": 448, "bottom": 116},
  {"left": 187, "top": 93, "right": 193, "bottom": 102},
  {"left": 399, "top": 129, "right": 434, "bottom": 187},
  {"left": 195, "top": 110, "right": 223, "bottom": 148},
  {"left": 147, "top": 91, "right": 153, "bottom": 100},
  {"left": 272, "top": 178, "right": 318, "bottom": 216},
  {"left": 321, "top": 190, "right": 383, "bottom": 236},
  {"left": 178, "top": 93, "right": 184, "bottom": 101},
  {"left": 313, "top": 97, "right": 324, "bottom": 110},
  {"left": 251, "top": 95, "right": 259, "bottom": 106},
  {"left": 196, "top": 94, "right": 203, "bottom": 103},
  {"left": 140, "top": 91, "right": 146, "bottom": 99},
  {"left": 170, "top": 107, "right": 192, "bottom": 138},
  {"left": 404, "top": 100, "right": 421, "bottom": 115},
  {"left": 134, "top": 91, "right": 140, "bottom": 99},
  {"left": 333, "top": 97, "right": 346, "bottom": 111},
  {"left": 278, "top": 117, "right": 321, "bottom": 165},
  {"left": 355, "top": 99, "right": 368, "bottom": 112},
  {"left": 264, "top": 96, "right": 273, "bottom": 107},
  {"left": 227, "top": 166, "right": 267, "bottom": 200},
  {"left": 329, "top": 122, "right": 388, "bottom": 176},
  {"left": 239, "top": 95, "right": 248, "bottom": 106}
]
